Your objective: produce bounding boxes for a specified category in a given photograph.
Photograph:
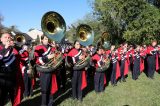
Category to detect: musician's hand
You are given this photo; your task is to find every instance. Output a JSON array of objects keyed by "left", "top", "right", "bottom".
[
  {"left": 23, "top": 45, "right": 28, "bottom": 51},
  {"left": 47, "top": 53, "right": 55, "bottom": 59}
]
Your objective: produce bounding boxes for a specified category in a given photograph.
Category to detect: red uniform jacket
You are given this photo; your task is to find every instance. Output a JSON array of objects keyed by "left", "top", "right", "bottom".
[
  {"left": 68, "top": 48, "right": 87, "bottom": 90},
  {"left": 0, "top": 45, "right": 24, "bottom": 106},
  {"left": 140, "top": 49, "right": 146, "bottom": 72},
  {"left": 92, "top": 54, "right": 106, "bottom": 85},
  {"left": 19, "top": 49, "right": 29, "bottom": 75},
  {"left": 34, "top": 44, "right": 58, "bottom": 94},
  {"left": 147, "top": 46, "right": 159, "bottom": 71},
  {"left": 111, "top": 53, "right": 121, "bottom": 80},
  {"left": 120, "top": 52, "right": 130, "bottom": 76}
]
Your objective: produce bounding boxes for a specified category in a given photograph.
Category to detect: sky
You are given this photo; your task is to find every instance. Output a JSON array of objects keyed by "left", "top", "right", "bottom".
[{"left": 0, "top": 0, "right": 92, "bottom": 33}]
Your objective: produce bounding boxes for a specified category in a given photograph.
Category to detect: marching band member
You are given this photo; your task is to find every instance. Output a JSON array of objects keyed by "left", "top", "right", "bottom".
[
  {"left": 92, "top": 46, "right": 107, "bottom": 93},
  {"left": 0, "top": 33, "right": 24, "bottom": 106},
  {"left": 132, "top": 45, "right": 141, "bottom": 80},
  {"left": 56, "top": 42, "right": 67, "bottom": 90},
  {"left": 147, "top": 40, "right": 159, "bottom": 79},
  {"left": 19, "top": 44, "right": 33, "bottom": 98},
  {"left": 109, "top": 45, "right": 121, "bottom": 86},
  {"left": 34, "top": 35, "right": 58, "bottom": 106},
  {"left": 120, "top": 46, "right": 129, "bottom": 82},
  {"left": 67, "top": 40, "right": 87, "bottom": 101},
  {"left": 139, "top": 45, "right": 147, "bottom": 73}
]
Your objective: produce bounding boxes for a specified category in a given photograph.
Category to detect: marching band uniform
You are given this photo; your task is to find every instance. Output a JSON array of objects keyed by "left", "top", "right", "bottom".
[
  {"left": 132, "top": 50, "right": 141, "bottom": 80},
  {"left": 68, "top": 48, "right": 87, "bottom": 101},
  {"left": 0, "top": 44, "right": 24, "bottom": 106},
  {"left": 34, "top": 44, "right": 58, "bottom": 106},
  {"left": 56, "top": 45, "right": 66, "bottom": 90},
  {"left": 92, "top": 53, "right": 106, "bottom": 92},
  {"left": 140, "top": 48, "right": 147, "bottom": 73},
  {"left": 120, "top": 50, "right": 129, "bottom": 82},
  {"left": 19, "top": 45, "right": 33, "bottom": 98},
  {"left": 147, "top": 45, "right": 159, "bottom": 78},
  {"left": 110, "top": 51, "right": 120, "bottom": 86}
]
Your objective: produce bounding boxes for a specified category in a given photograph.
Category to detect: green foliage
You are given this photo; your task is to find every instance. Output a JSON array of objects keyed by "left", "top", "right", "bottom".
[{"left": 93, "top": 0, "right": 160, "bottom": 44}]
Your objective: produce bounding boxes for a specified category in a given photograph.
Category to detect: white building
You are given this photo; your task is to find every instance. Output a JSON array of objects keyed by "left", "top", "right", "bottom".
[{"left": 27, "top": 29, "right": 43, "bottom": 42}]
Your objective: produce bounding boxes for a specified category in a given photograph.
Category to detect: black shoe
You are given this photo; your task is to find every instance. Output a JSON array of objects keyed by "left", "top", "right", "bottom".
[
  {"left": 119, "top": 80, "right": 122, "bottom": 83},
  {"left": 123, "top": 79, "right": 126, "bottom": 82},
  {"left": 77, "top": 98, "right": 83, "bottom": 102},
  {"left": 71, "top": 97, "right": 76, "bottom": 100}
]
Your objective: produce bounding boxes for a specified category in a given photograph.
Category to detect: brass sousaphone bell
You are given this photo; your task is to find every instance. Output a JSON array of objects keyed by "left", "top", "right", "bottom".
[
  {"left": 76, "top": 24, "right": 94, "bottom": 46},
  {"left": 71, "top": 24, "right": 94, "bottom": 70},
  {"left": 15, "top": 33, "right": 26, "bottom": 45},
  {"left": 11, "top": 31, "right": 26, "bottom": 46},
  {"left": 36, "top": 11, "right": 66, "bottom": 72},
  {"left": 95, "top": 32, "right": 111, "bottom": 72},
  {"left": 41, "top": 11, "right": 66, "bottom": 42}
]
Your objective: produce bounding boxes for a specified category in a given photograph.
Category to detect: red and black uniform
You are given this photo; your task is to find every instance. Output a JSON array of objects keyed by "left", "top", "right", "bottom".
[
  {"left": 140, "top": 48, "right": 147, "bottom": 73},
  {"left": 56, "top": 45, "right": 66, "bottom": 90},
  {"left": 19, "top": 47, "right": 33, "bottom": 97},
  {"left": 92, "top": 53, "right": 106, "bottom": 92},
  {"left": 120, "top": 51, "right": 129, "bottom": 82},
  {"left": 132, "top": 50, "right": 141, "bottom": 80},
  {"left": 128, "top": 48, "right": 135, "bottom": 70},
  {"left": 110, "top": 51, "right": 120, "bottom": 86},
  {"left": 0, "top": 44, "right": 24, "bottom": 106},
  {"left": 34, "top": 44, "right": 58, "bottom": 106},
  {"left": 147, "top": 46, "right": 159, "bottom": 78},
  {"left": 68, "top": 48, "right": 87, "bottom": 101}
]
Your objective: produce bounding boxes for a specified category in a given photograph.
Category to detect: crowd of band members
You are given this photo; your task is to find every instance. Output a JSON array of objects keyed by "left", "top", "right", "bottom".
[{"left": 0, "top": 32, "right": 159, "bottom": 106}]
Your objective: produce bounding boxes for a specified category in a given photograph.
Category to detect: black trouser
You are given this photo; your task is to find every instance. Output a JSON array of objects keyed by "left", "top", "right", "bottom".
[
  {"left": 94, "top": 72, "right": 104, "bottom": 92},
  {"left": 132, "top": 58, "right": 140, "bottom": 80},
  {"left": 147, "top": 55, "right": 156, "bottom": 78},
  {"left": 120, "top": 60, "right": 125, "bottom": 81},
  {"left": 58, "top": 60, "right": 66, "bottom": 89},
  {"left": 72, "top": 70, "right": 82, "bottom": 100},
  {"left": 111, "top": 63, "right": 117, "bottom": 85},
  {"left": 0, "top": 77, "right": 15, "bottom": 106},
  {"left": 23, "top": 70, "right": 33, "bottom": 97},
  {"left": 40, "top": 72, "right": 53, "bottom": 106}
]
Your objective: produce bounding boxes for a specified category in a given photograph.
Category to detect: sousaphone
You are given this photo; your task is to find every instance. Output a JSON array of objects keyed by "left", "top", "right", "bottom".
[
  {"left": 36, "top": 11, "right": 66, "bottom": 72},
  {"left": 66, "top": 24, "right": 94, "bottom": 70}
]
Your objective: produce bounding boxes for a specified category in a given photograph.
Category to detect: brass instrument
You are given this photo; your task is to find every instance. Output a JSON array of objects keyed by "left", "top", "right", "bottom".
[
  {"left": 36, "top": 11, "right": 66, "bottom": 72},
  {"left": 97, "top": 32, "right": 111, "bottom": 49},
  {"left": 96, "top": 54, "right": 110, "bottom": 72},
  {"left": 43, "top": 50, "right": 63, "bottom": 69},
  {"left": 41, "top": 11, "right": 66, "bottom": 42},
  {"left": 76, "top": 24, "right": 94, "bottom": 46},
  {"left": 72, "top": 24, "right": 94, "bottom": 70},
  {"left": 95, "top": 32, "right": 111, "bottom": 72},
  {"left": 14, "top": 33, "right": 26, "bottom": 46}
]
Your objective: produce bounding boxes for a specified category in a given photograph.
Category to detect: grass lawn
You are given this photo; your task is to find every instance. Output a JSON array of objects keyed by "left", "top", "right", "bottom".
[
  {"left": 59, "top": 72, "right": 160, "bottom": 106},
  {"left": 6, "top": 71, "right": 160, "bottom": 106}
]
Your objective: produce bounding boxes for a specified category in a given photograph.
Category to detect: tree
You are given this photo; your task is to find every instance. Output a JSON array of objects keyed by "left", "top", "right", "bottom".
[
  {"left": 66, "top": 13, "right": 104, "bottom": 45},
  {"left": 93, "top": 0, "right": 160, "bottom": 44}
]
